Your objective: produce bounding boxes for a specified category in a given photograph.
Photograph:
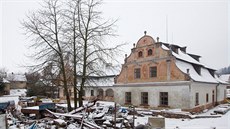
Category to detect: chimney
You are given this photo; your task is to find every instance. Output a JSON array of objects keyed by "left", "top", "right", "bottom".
[
  {"left": 187, "top": 69, "right": 190, "bottom": 74},
  {"left": 124, "top": 54, "right": 127, "bottom": 63}
]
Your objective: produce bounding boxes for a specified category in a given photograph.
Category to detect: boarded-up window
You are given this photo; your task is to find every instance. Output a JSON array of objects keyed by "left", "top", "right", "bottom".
[
  {"left": 134, "top": 68, "right": 141, "bottom": 79},
  {"left": 195, "top": 92, "right": 199, "bottom": 106},
  {"left": 160, "top": 92, "right": 168, "bottom": 106},
  {"left": 150, "top": 66, "right": 157, "bottom": 77},
  {"left": 141, "top": 92, "right": 148, "bottom": 105},
  {"left": 125, "top": 92, "right": 131, "bottom": 104}
]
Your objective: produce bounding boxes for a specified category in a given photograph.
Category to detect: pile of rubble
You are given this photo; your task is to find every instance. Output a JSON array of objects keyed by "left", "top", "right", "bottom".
[{"left": 7, "top": 100, "right": 138, "bottom": 129}]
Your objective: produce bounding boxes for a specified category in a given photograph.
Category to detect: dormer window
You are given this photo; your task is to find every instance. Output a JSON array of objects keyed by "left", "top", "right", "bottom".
[
  {"left": 148, "top": 49, "right": 153, "bottom": 56},
  {"left": 192, "top": 64, "right": 201, "bottom": 75},
  {"left": 138, "top": 51, "right": 143, "bottom": 58}
]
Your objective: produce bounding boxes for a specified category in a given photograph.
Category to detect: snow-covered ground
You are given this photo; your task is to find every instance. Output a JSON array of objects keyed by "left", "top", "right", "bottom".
[
  {"left": 0, "top": 89, "right": 27, "bottom": 104},
  {"left": 132, "top": 107, "right": 230, "bottom": 129}
]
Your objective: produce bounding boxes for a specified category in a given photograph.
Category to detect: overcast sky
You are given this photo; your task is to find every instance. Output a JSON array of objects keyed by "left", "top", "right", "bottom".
[{"left": 0, "top": 0, "right": 229, "bottom": 73}]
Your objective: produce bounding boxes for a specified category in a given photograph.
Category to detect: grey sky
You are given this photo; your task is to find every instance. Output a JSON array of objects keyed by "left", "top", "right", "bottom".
[{"left": 0, "top": 0, "right": 229, "bottom": 73}]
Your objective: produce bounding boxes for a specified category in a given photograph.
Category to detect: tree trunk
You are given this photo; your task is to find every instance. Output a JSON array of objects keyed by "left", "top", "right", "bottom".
[{"left": 60, "top": 56, "right": 72, "bottom": 111}]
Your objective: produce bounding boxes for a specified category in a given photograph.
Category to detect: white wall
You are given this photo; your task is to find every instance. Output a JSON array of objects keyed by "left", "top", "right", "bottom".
[
  {"left": 190, "top": 82, "right": 217, "bottom": 107},
  {"left": 217, "top": 84, "right": 228, "bottom": 102},
  {"left": 113, "top": 84, "right": 190, "bottom": 109}
]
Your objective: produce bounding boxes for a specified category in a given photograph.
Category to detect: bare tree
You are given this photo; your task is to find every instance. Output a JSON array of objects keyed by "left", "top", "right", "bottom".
[
  {"left": 63, "top": 0, "right": 81, "bottom": 108},
  {"left": 0, "top": 68, "right": 8, "bottom": 79},
  {"left": 22, "top": 0, "right": 72, "bottom": 111},
  {"left": 73, "top": 0, "right": 122, "bottom": 107},
  {"left": 0, "top": 68, "right": 8, "bottom": 94},
  {"left": 22, "top": 0, "right": 123, "bottom": 109}
]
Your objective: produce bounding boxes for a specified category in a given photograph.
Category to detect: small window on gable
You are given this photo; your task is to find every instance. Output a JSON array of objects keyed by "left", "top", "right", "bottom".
[
  {"left": 147, "top": 49, "right": 153, "bottom": 56},
  {"left": 138, "top": 51, "right": 143, "bottom": 58}
]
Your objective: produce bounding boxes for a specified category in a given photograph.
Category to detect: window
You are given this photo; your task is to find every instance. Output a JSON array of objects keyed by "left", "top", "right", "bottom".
[
  {"left": 69, "top": 89, "right": 72, "bottom": 96},
  {"left": 138, "top": 51, "right": 143, "bottom": 57},
  {"left": 91, "top": 90, "right": 94, "bottom": 96},
  {"left": 148, "top": 49, "right": 153, "bottom": 56},
  {"left": 125, "top": 92, "right": 131, "bottom": 104},
  {"left": 150, "top": 66, "right": 157, "bottom": 77},
  {"left": 192, "top": 64, "right": 201, "bottom": 75},
  {"left": 195, "top": 92, "right": 199, "bottom": 106},
  {"left": 134, "top": 68, "right": 141, "bottom": 79},
  {"left": 141, "top": 92, "right": 148, "bottom": 105},
  {"left": 206, "top": 93, "right": 209, "bottom": 103},
  {"left": 160, "top": 92, "right": 168, "bottom": 106},
  {"left": 82, "top": 90, "right": 85, "bottom": 96}
]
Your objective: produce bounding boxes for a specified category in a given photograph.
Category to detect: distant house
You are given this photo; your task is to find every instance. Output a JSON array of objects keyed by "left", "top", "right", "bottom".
[
  {"left": 0, "top": 78, "right": 10, "bottom": 95},
  {"left": 112, "top": 33, "right": 229, "bottom": 112},
  {"left": 7, "top": 73, "right": 27, "bottom": 89},
  {"left": 58, "top": 65, "right": 119, "bottom": 101}
]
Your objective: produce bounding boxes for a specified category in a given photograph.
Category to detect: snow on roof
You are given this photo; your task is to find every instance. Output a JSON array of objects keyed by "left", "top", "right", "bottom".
[
  {"left": 173, "top": 49, "right": 203, "bottom": 66},
  {"left": 175, "top": 60, "right": 218, "bottom": 83},
  {"left": 214, "top": 75, "right": 229, "bottom": 84},
  {"left": 78, "top": 76, "right": 115, "bottom": 87},
  {"left": 10, "top": 89, "right": 27, "bottom": 96},
  {"left": 7, "top": 73, "right": 27, "bottom": 82},
  {"left": 2, "top": 78, "right": 10, "bottom": 83},
  {"left": 219, "top": 74, "right": 230, "bottom": 83},
  {"left": 161, "top": 43, "right": 218, "bottom": 71},
  {"left": 162, "top": 44, "right": 170, "bottom": 50},
  {"left": 104, "top": 65, "right": 120, "bottom": 76}
]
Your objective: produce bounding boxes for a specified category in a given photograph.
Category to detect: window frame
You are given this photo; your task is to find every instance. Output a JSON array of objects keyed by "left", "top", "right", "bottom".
[
  {"left": 138, "top": 51, "right": 143, "bottom": 58},
  {"left": 160, "top": 92, "right": 168, "bottom": 106},
  {"left": 149, "top": 66, "right": 157, "bottom": 78},
  {"left": 206, "top": 93, "right": 209, "bottom": 103},
  {"left": 125, "top": 92, "right": 132, "bottom": 104},
  {"left": 141, "top": 92, "right": 148, "bottom": 105},
  {"left": 91, "top": 90, "right": 94, "bottom": 96},
  {"left": 134, "top": 68, "right": 141, "bottom": 79},
  {"left": 195, "top": 92, "right": 199, "bottom": 106},
  {"left": 147, "top": 49, "right": 153, "bottom": 56},
  {"left": 82, "top": 90, "right": 85, "bottom": 96}
]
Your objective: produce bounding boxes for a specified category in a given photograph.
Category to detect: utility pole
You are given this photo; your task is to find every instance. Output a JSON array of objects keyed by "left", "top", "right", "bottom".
[
  {"left": 114, "top": 102, "right": 117, "bottom": 129},
  {"left": 132, "top": 106, "right": 135, "bottom": 129}
]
